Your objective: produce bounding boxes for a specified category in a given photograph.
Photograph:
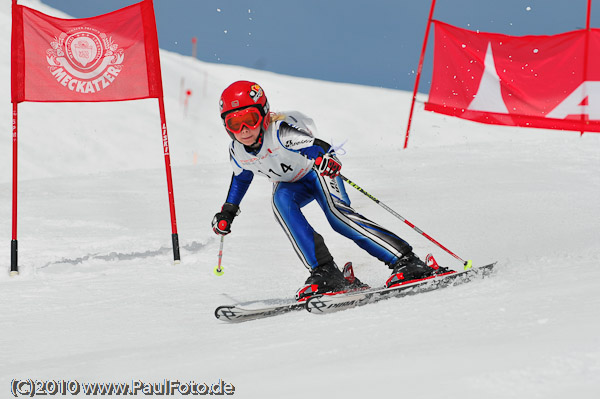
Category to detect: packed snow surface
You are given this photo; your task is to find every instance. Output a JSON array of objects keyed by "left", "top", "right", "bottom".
[{"left": 1, "top": 1, "right": 599, "bottom": 398}]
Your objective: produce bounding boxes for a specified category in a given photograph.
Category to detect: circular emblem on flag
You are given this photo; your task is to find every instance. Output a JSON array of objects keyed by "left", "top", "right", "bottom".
[
  {"left": 65, "top": 32, "right": 103, "bottom": 70},
  {"left": 46, "top": 27, "right": 124, "bottom": 94}
]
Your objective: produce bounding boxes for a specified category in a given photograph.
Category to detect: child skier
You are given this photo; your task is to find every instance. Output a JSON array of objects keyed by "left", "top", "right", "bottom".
[{"left": 212, "top": 80, "right": 449, "bottom": 300}]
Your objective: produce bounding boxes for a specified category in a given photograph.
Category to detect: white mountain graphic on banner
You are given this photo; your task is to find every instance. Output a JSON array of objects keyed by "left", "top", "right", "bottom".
[{"left": 467, "top": 43, "right": 509, "bottom": 114}]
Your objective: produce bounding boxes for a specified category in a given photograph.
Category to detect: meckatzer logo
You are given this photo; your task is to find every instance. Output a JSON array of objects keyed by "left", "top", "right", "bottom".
[{"left": 46, "top": 27, "right": 124, "bottom": 94}]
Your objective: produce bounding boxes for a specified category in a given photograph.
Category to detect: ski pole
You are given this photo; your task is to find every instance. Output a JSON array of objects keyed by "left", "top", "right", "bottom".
[
  {"left": 340, "top": 174, "right": 471, "bottom": 268},
  {"left": 214, "top": 235, "right": 225, "bottom": 276}
]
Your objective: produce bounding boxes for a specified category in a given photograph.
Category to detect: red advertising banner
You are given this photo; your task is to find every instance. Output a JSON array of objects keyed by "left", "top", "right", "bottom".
[
  {"left": 425, "top": 21, "right": 600, "bottom": 132},
  {"left": 11, "top": 0, "right": 163, "bottom": 103}
]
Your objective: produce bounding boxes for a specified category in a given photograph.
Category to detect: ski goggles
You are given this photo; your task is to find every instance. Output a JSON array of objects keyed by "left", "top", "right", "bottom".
[{"left": 224, "top": 107, "right": 263, "bottom": 134}]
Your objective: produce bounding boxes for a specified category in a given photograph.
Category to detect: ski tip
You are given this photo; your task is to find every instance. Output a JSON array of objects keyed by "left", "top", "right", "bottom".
[{"left": 464, "top": 260, "right": 473, "bottom": 270}]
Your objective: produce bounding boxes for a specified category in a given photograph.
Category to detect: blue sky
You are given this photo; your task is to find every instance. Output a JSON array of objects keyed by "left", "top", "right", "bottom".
[{"left": 40, "top": 0, "right": 599, "bottom": 92}]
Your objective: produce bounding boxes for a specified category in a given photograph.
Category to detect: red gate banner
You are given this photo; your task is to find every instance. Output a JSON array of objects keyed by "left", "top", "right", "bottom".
[
  {"left": 425, "top": 21, "right": 600, "bottom": 132},
  {"left": 9, "top": 0, "right": 180, "bottom": 275},
  {"left": 12, "top": 0, "right": 163, "bottom": 103}
]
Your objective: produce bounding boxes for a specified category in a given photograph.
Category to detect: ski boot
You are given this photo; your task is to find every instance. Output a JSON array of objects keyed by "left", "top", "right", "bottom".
[
  {"left": 385, "top": 252, "right": 453, "bottom": 288},
  {"left": 296, "top": 261, "right": 368, "bottom": 301}
]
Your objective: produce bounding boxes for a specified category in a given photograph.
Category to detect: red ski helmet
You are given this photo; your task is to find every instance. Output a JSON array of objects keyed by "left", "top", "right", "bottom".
[{"left": 219, "top": 81, "right": 270, "bottom": 139}]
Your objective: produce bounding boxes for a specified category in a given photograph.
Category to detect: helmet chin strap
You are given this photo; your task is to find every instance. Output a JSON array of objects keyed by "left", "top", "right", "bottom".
[
  {"left": 229, "top": 128, "right": 264, "bottom": 150},
  {"left": 251, "top": 129, "right": 264, "bottom": 148}
]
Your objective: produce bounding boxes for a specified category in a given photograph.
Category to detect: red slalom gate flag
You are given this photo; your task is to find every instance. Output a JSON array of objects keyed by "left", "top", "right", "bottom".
[
  {"left": 425, "top": 21, "right": 600, "bottom": 133},
  {"left": 9, "top": 0, "right": 180, "bottom": 276},
  {"left": 11, "top": 0, "right": 163, "bottom": 103}
]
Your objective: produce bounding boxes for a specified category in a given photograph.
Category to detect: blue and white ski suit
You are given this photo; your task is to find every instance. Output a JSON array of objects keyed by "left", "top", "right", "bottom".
[{"left": 224, "top": 111, "right": 412, "bottom": 270}]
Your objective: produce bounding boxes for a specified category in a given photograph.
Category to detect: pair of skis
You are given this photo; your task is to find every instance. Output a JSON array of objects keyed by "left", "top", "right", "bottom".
[{"left": 215, "top": 262, "right": 496, "bottom": 322}]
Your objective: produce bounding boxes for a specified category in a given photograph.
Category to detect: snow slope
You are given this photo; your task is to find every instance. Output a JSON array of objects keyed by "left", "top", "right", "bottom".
[{"left": 1, "top": 1, "right": 599, "bottom": 398}]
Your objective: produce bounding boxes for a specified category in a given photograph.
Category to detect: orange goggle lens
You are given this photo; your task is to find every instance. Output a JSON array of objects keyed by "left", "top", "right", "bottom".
[{"left": 224, "top": 108, "right": 263, "bottom": 134}]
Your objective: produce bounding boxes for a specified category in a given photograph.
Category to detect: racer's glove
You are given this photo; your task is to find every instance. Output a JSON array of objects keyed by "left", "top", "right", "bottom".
[
  {"left": 212, "top": 203, "right": 240, "bottom": 235},
  {"left": 314, "top": 153, "right": 342, "bottom": 178}
]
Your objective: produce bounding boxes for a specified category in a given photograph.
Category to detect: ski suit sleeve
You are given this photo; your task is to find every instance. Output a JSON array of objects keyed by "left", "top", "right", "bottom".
[
  {"left": 301, "top": 138, "right": 332, "bottom": 159},
  {"left": 225, "top": 170, "right": 253, "bottom": 205},
  {"left": 278, "top": 122, "right": 333, "bottom": 160},
  {"left": 225, "top": 146, "right": 254, "bottom": 205}
]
